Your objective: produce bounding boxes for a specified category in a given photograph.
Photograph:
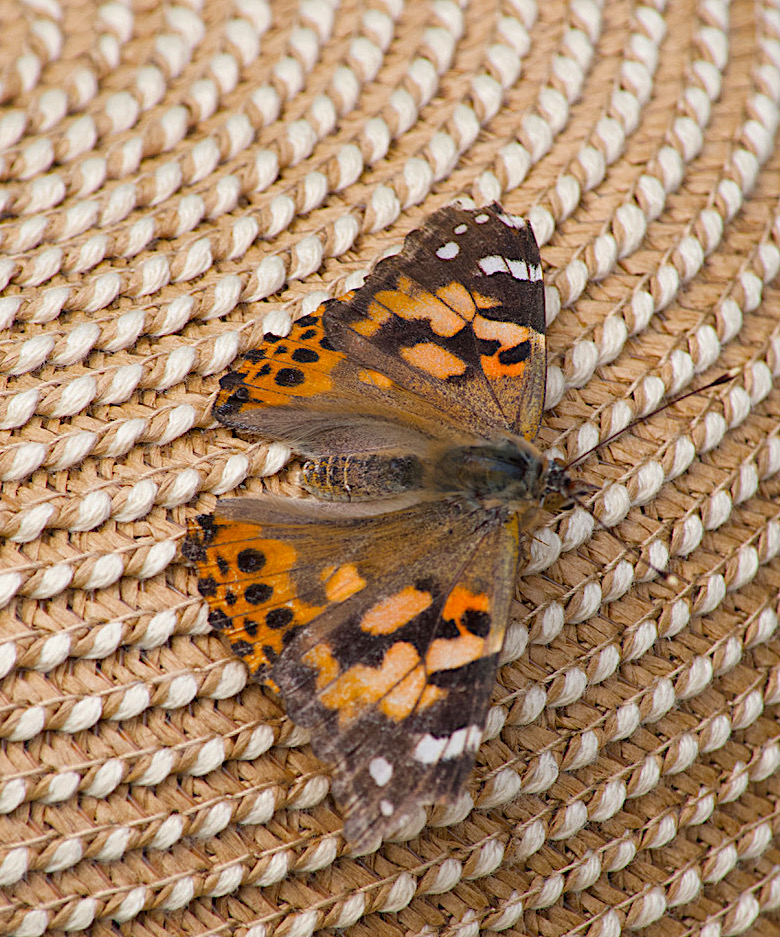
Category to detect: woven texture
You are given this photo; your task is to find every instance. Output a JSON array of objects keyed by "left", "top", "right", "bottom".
[{"left": 1, "top": 0, "right": 780, "bottom": 935}]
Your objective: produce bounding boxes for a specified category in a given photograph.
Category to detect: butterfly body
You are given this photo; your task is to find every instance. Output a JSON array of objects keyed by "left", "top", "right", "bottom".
[
  {"left": 300, "top": 434, "right": 563, "bottom": 507},
  {"left": 300, "top": 451, "right": 426, "bottom": 501},
  {"left": 184, "top": 202, "right": 588, "bottom": 849}
]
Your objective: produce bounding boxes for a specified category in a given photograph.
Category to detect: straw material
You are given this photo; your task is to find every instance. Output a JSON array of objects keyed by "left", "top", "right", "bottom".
[{"left": 1, "top": 0, "right": 779, "bottom": 935}]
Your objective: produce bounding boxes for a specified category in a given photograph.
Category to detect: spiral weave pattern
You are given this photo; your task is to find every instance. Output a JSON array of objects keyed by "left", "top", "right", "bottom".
[{"left": 1, "top": 1, "right": 779, "bottom": 936}]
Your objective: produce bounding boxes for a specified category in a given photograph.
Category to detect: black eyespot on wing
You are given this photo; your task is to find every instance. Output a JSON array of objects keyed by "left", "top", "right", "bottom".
[
  {"left": 230, "top": 639, "right": 254, "bottom": 657},
  {"left": 245, "top": 582, "right": 274, "bottom": 605},
  {"left": 435, "top": 616, "right": 460, "bottom": 640},
  {"left": 291, "top": 347, "right": 320, "bottom": 364},
  {"left": 208, "top": 608, "right": 231, "bottom": 630},
  {"left": 275, "top": 367, "right": 305, "bottom": 387},
  {"left": 219, "top": 371, "right": 245, "bottom": 390},
  {"left": 462, "top": 608, "right": 491, "bottom": 638},
  {"left": 265, "top": 607, "right": 294, "bottom": 629},
  {"left": 197, "top": 576, "right": 217, "bottom": 597},
  {"left": 237, "top": 549, "right": 265, "bottom": 573}
]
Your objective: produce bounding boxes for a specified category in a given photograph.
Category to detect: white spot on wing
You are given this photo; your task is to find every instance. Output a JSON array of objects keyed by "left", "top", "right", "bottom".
[
  {"left": 529, "top": 263, "right": 543, "bottom": 281},
  {"left": 380, "top": 799, "right": 394, "bottom": 816},
  {"left": 498, "top": 211, "right": 525, "bottom": 229},
  {"left": 414, "top": 726, "right": 483, "bottom": 765},
  {"left": 507, "top": 258, "right": 529, "bottom": 280},
  {"left": 414, "top": 733, "right": 448, "bottom": 764},
  {"left": 369, "top": 756, "right": 393, "bottom": 787},
  {"left": 436, "top": 241, "right": 460, "bottom": 260},
  {"left": 478, "top": 254, "right": 510, "bottom": 275},
  {"left": 454, "top": 223, "right": 468, "bottom": 235},
  {"left": 474, "top": 213, "right": 490, "bottom": 224},
  {"left": 466, "top": 724, "right": 483, "bottom": 750},
  {"left": 442, "top": 727, "right": 468, "bottom": 759}
]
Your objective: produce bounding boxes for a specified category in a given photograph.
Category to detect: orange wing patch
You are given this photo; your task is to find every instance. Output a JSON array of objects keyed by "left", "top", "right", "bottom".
[
  {"left": 186, "top": 514, "right": 325, "bottom": 684},
  {"left": 215, "top": 311, "right": 346, "bottom": 417},
  {"left": 436, "top": 281, "right": 477, "bottom": 319},
  {"left": 358, "top": 369, "right": 394, "bottom": 389},
  {"left": 360, "top": 585, "right": 434, "bottom": 635},
  {"left": 323, "top": 564, "right": 367, "bottom": 602},
  {"left": 401, "top": 343, "right": 468, "bottom": 378},
  {"left": 376, "top": 276, "right": 466, "bottom": 337},
  {"left": 426, "top": 585, "right": 492, "bottom": 673},
  {"left": 304, "top": 638, "right": 446, "bottom": 726}
]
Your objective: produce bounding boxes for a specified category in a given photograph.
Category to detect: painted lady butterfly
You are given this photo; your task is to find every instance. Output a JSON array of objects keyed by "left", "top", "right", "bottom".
[{"left": 183, "top": 201, "right": 591, "bottom": 850}]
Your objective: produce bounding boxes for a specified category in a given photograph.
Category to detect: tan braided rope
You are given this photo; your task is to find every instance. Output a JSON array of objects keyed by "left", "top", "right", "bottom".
[{"left": 1, "top": 0, "right": 779, "bottom": 936}]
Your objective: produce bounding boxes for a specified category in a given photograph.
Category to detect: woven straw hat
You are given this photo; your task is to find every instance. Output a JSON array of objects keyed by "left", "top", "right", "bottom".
[{"left": 2, "top": 1, "right": 780, "bottom": 935}]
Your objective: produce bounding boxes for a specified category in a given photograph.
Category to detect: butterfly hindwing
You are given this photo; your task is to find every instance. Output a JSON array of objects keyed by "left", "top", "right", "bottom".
[
  {"left": 213, "top": 309, "right": 469, "bottom": 456},
  {"left": 185, "top": 497, "right": 491, "bottom": 686},
  {"left": 272, "top": 510, "right": 521, "bottom": 849}
]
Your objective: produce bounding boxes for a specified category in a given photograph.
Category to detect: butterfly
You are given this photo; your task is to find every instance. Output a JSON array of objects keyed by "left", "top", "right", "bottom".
[{"left": 183, "top": 201, "right": 591, "bottom": 851}]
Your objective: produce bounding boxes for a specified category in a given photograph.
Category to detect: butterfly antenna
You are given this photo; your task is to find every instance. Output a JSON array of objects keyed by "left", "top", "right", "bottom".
[
  {"left": 564, "top": 370, "right": 737, "bottom": 470},
  {"left": 558, "top": 371, "right": 738, "bottom": 587},
  {"left": 533, "top": 375, "right": 735, "bottom": 590},
  {"left": 564, "top": 368, "right": 739, "bottom": 588}
]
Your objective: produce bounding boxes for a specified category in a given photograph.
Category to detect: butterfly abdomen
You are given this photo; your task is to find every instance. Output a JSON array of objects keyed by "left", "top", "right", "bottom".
[{"left": 300, "top": 453, "right": 424, "bottom": 501}]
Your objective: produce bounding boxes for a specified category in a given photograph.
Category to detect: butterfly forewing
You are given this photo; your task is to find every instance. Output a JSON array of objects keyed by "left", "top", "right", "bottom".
[
  {"left": 213, "top": 203, "right": 546, "bottom": 452},
  {"left": 325, "top": 202, "right": 546, "bottom": 440}
]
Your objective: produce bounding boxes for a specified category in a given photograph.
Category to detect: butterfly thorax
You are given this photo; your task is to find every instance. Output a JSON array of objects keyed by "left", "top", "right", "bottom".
[
  {"left": 432, "top": 437, "right": 544, "bottom": 505},
  {"left": 432, "top": 436, "right": 589, "bottom": 512}
]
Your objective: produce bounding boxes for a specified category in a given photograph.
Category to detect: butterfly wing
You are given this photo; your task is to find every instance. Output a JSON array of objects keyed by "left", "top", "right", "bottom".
[
  {"left": 325, "top": 201, "right": 547, "bottom": 441},
  {"left": 185, "top": 497, "right": 491, "bottom": 686},
  {"left": 277, "top": 515, "right": 520, "bottom": 849},
  {"left": 185, "top": 497, "right": 519, "bottom": 849},
  {"left": 214, "top": 202, "right": 547, "bottom": 451},
  {"left": 213, "top": 307, "right": 472, "bottom": 457}
]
